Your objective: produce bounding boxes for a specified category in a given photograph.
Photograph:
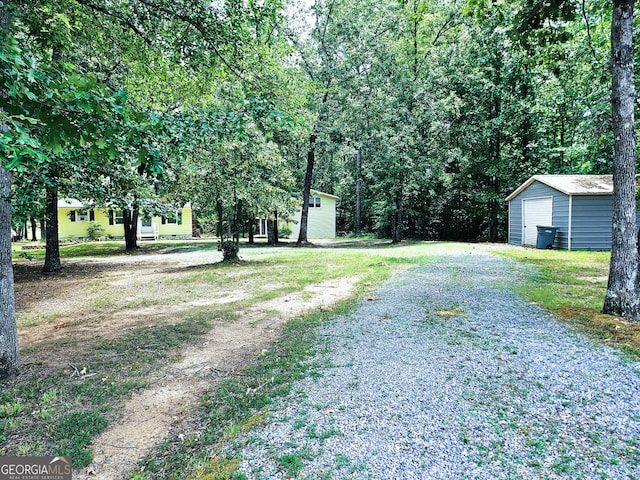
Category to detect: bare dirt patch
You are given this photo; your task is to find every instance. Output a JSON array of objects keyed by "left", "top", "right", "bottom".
[{"left": 13, "top": 252, "right": 360, "bottom": 479}]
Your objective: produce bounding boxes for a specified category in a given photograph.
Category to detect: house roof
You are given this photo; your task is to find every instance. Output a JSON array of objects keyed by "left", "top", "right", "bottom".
[
  {"left": 311, "top": 189, "right": 339, "bottom": 199},
  {"left": 58, "top": 198, "right": 88, "bottom": 208},
  {"left": 505, "top": 175, "right": 613, "bottom": 201}
]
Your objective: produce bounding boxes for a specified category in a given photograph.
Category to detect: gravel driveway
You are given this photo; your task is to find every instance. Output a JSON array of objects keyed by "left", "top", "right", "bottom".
[{"left": 238, "top": 247, "right": 640, "bottom": 479}]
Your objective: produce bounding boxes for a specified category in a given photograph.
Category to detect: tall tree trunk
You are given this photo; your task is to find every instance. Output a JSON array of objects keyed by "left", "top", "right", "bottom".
[
  {"left": 39, "top": 217, "right": 46, "bottom": 241},
  {"left": 267, "top": 219, "right": 275, "bottom": 245},
  {"left": 30, "top": 217, "right": 37, "bottom": 241},
  {"left": 216, "top": 199, "right": 224, "bottom": 241},
  {"left": 603, "top": 0, "right": 640, "bottom": 320},
  {"left": 42, "top": 183, "right": 62, "bottom": 273},
  {"left": 392, "top": 190, "right": 403, "bottom": 244},
  {"left": 298, "top": 90, "right": 329, "bottom": 245},
  {"left": 488, "top": 176, "right": 499, "bottom": 243},
  {"left": 355, "top": 150, "right": 362, "bottom": 235},
  {"left": 0, "top": 165, "right": 22, "bottom": 379},
  {"left": 248, "top": 217, "right": 255, "bottom": 244},
  {"left": 123, "top": 206, "right": 139, "bottom": 251},
  {"left": 297, "top": 132, "right": 316, "bottom": 245},
  {"left": 273, "top": 210, "right": 279, "bottom": 245},
  {"left": 0, "top": 0, "right": 21, "bottom": 379},
  {"left": 234, "top": 200, "right": 242, "bottom": 244}
]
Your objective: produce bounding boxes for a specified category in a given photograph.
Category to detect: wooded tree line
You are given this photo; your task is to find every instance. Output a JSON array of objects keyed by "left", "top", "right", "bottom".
[
  {"left": 0, "top": 0, "right": 638, "bottom": 377},
  {"left": 3, "top": 1, "right": 623, "bottom": 248}
]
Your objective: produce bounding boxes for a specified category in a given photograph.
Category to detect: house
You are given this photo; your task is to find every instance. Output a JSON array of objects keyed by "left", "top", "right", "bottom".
[
  {"left": 256, "top": 190, "right": 338, "bottom": 240},
  {"left": 57, "top": 199, "right": 193, "bottom": 241},
  {"left": 506, "top": 175, "right": 616, "bottom": 251}
]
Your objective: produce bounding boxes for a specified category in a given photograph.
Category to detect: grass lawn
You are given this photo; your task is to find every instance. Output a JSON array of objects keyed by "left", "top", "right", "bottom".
[{"left": 495, "top": 246, "right": 640, "bottom": 359}]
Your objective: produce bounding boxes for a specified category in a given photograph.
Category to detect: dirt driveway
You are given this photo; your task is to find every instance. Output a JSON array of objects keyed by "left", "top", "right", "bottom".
[{"left": 13, "top": 247, "right": 361, "bottom": 479}]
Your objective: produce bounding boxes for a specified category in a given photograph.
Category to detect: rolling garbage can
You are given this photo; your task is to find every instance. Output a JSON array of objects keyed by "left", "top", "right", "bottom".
[{"left": 536, "top": 226, "right": 557, "bottom": 249}]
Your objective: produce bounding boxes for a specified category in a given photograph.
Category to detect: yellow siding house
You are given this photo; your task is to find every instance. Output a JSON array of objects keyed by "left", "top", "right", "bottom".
[
  {"left": 255, "top": 191, "right": 337, "bottom": 240},
  {"left": 57, "top": 199, "right": 193, "bottom": 241},
  {"left": 290, "top": 190, "right": 338, "bottom": 239}
]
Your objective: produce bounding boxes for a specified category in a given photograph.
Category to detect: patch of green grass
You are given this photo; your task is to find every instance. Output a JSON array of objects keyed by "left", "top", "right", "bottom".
[
  {"left": 495, "top": 247, "right": 640, "bottom": 359},
  {"left": 0, "top": 319, "right": 211, "bottom": 468},
  {"left": 12, "top": 240, "right": 222, "bottom": 261},
  {"left": 188, "top": 455, "right": 246, "bottom": 480},
  {"left": 53, "top": 410, "right": 109, "bottom": 467}
]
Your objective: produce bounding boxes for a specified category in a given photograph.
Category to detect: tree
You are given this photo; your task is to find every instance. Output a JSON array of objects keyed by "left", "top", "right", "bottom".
[{"left": 603, "top": 0, "right": 639, "bottom": 319}]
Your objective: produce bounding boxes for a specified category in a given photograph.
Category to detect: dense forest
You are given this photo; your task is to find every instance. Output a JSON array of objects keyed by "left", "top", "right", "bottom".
[{"left": 1, "top": 0, "right": 621, "bottom": 245}]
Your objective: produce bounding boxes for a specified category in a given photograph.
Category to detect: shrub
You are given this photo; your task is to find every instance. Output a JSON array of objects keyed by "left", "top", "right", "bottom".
[
  {"left": 278, "top": 224, "right": 292, "bottom": 238},
  {"left": 218, "top": 240, "right": 240, "bottom": 263},
  {"left": 86, "top": 222, "right": 105, "bottom": 241}
]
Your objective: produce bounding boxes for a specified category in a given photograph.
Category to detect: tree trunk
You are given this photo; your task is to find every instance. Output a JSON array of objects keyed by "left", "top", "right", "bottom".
[
  {"left": 30, "top": 217, "right": 37, "bottom": 241},
  {"left": 297, "top": 89, "right": 329, "bottom": 245},
  {"left": 123, "top": 206, "right": 139, "bottom": 251},
  {"left": 0, "top": 165, "right": 22, "bottom": 379},
  {"left": 297, "top": 132, "right": 316, "bottom": 245},
  {"left": 248, "top": 217, "right": 255, "bottom": 245},
  {"left": 234, "top": 201, "right": 242, "bottom": 244},
  {"left": 267, "top": 219, "right": 275, "bottom": 245},
  {"left": 273, "top": 210, "right": 279, "bottom": 245},
  {"left": 488, "top": 176, "right": 499, "bottom": 242},
  {"left": 603, "top": 0, "right": 640, "bottom": 320},
  {"left": 355, "top": 150, "right": 362, "bottom": 235},
  {"left": 392, "top": 191, "right": 403, "bottom": 244},
  {"left": 42, "top": 183, "right": 62, "bottom": 273},
  {"left": 216, "top": 199, "right": 224, "bottom": 241}
]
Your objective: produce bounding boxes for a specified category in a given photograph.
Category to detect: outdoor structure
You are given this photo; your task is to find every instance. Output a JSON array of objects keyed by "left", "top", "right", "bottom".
[
  {"left": 57, "top": 199, "right": 193, "bottom": 241},
  {"left": 256, "top": 190, "right": 338, "bottom": 240},
  {"left": 506, "top": 174, "right": 617, "bottom": 251}
]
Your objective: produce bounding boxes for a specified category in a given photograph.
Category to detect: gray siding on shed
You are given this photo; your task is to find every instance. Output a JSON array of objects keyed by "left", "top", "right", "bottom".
[
  {"left": 508, "top": 181, "right": 569, "bottom": 249},
  {"left": 570, "top": 196, "right": 613, "bottom": 250}
]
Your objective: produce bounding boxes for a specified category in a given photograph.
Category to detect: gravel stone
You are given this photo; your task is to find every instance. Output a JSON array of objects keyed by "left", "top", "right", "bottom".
[{"left": 239, "top": 247, "right": 640, "bottom": 479}]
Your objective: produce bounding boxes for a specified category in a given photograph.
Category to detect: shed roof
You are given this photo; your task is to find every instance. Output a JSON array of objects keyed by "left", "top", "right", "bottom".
[
  {"left": 505, "top": 175, "right": 613, "bottom": 201},
  {"left": 311, "top": 189, "right": 339, "bottom": 199}
]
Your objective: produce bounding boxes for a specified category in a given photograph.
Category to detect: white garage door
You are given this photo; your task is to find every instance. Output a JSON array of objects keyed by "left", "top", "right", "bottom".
[{"left": 522, "top": 197, "right": 552, "bottom": 246}]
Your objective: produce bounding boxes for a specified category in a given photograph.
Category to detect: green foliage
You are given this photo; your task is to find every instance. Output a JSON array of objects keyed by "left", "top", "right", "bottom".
[
  {"left": 278, "top": 224, "right": 292, "bottom": 238},
  {"left": 86, "top": 221, "right": 104, "bottom": 240},
  {"left": 53, "top": 410, "right": 108, "bottom": 468}
]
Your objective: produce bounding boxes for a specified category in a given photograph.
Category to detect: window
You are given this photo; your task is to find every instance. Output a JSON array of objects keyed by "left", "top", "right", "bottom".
[
  {"left": 162, "top": 210, "right": 183, "bottom": 225},
  {"left": 69, "top": 209, "right": 94, "bottom": 222},
  {"left": 308, "top": 197, "right": 321, "bottom": 208},
  {"left": 109, "top": 210, "right": 124, "bottom": 225}
]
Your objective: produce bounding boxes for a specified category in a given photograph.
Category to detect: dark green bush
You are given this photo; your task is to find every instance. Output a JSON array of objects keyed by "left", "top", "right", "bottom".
[{"left": 218, "top": 240, "right": 239, "bottom": 263}]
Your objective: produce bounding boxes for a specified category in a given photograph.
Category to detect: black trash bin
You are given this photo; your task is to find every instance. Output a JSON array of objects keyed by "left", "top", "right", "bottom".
[{"left": 536, "top": 226, "right": 557, "bottom": 249}]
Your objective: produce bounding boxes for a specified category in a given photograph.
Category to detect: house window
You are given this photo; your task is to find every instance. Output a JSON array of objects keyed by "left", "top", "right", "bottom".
[
  {"left": 162, "top": 210, "right": 183, "bottom": 225},
  {"left": 69, "top": 209, "right": 94, "bottom": 222},
  {"left": 308, "top": 197, "right": 321, "bottom": 208},
  {"left": 109, "top": 210, "right": 124, "bottom": 225}
]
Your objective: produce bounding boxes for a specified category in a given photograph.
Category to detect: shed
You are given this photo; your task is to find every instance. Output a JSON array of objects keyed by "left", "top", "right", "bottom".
[
  {"left": 255, "top": 190, "right": 338, "bottom": 240},
  {"left": 506, "top": 175, "right": 615, "bottom": 251},
  {"left": 290, "top": 190, "right": 338, "bottom": 239}
]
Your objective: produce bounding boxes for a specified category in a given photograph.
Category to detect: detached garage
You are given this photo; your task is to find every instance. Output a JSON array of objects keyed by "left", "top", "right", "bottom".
[{"left": 506, "top": 175, "right": 614, "bottom": 251}]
